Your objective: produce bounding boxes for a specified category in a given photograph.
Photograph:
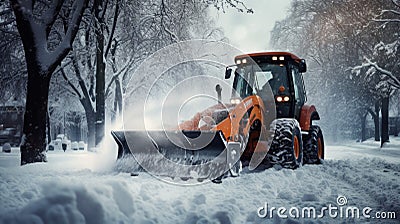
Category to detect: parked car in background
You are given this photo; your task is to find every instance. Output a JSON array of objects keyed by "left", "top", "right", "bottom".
[
  {"left": 71, "top": 141, "right": 79, "bottom": 150},
  {"left": 47, "top": 134, "right": 71, "bottom": 151},
  {"left": 0, "top": 128, "right": 20, "bottom": 147},
  {"left": 78, "top": 141, "right": 85, "bottom": 150},
  {"left": 2, "top": 143, "right": 11, "bottom": 153}
]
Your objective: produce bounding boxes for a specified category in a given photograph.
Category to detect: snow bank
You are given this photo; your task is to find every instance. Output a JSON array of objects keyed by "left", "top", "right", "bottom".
[{"left": 1, "top": 182, "right": 103, "bottom": 224}]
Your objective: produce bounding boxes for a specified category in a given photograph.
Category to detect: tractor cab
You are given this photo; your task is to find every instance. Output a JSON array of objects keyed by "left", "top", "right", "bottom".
[{"left": 225, "top": 52, "right": 307, "bottom": 120}]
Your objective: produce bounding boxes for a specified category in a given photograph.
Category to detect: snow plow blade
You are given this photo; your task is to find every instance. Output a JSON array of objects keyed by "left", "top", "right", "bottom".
[{"left": 111, "top": 130, "right": 240, "bottom": 179}]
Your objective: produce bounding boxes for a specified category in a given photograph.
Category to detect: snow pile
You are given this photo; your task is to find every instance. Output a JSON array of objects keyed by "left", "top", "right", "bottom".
[
  {"left": 1, "top": 137, "right": 399, "bottom": 223},
  {"left": 1, "top": 182, "right": 106, "bottom": 224}
]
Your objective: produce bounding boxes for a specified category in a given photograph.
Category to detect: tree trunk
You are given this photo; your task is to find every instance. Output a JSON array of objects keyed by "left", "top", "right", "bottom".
[
  {"left": 80, "top": 97, "right": 96, "bottom": 149},
  {"left": 112, "top": 77, "right": 123, "bottom": 123},
  {"left": 381, "top": 96, "right": 390, "bottom": 147},
  {"left": 110, "top": 41, "right": 122, "bottom": 123},
  {"left": 86, "top": 111, "right": 96, "bottom": 150},
  {"left": 46, "top": 110, "right": 51, "bottom": 144},
  {"left": 374, "top": 101, "right": 380, "bottom": 141},
  {"left": 95, "top": 36, "right": 105, "bottom": 146},
  {"left": 360, "top": 112, "right": 367, "bottom": 142},
  {"left": 12, "top": 1, "right": 50, "bottom": 165},
  {"left": 20, "top": 68, "right": 50, "bottom": 165},
  {"left": 95, "top": 4, "right": 105, "bottom": 147}
]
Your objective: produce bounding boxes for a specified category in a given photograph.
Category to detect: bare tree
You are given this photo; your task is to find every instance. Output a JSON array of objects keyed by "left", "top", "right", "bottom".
[
  {"left": 58, "top": 0, "right": 228, "bottom": 149},
  {"left": 270, "top": 0, "right": 396, "bottom": 143},
  {"left": 10, "top": 0, "right": 88, "bottom": 165}
]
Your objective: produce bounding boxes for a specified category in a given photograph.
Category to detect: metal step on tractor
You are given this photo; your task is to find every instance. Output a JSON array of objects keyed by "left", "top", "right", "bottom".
[{"left": 112, "top": 52, "right": 324, "bottom": 182}]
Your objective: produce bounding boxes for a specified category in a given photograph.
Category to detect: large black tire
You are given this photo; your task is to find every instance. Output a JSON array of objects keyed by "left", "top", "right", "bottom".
[
  {"left": 303, "top": 125, "right": 324, "bottom": 164},
  {"left": 267, "top": 119, "right": 303, "bottom": 169}
]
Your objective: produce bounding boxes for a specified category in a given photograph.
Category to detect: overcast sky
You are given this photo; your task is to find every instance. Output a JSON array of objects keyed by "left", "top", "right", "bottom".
[{"left": 210, "top": 0, "right": 292, "bottom": 53}]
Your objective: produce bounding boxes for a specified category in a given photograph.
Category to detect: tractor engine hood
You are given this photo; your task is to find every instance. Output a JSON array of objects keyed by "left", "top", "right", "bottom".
[{"left": 178, "top": 103, "right": 236, "bottom": 131}]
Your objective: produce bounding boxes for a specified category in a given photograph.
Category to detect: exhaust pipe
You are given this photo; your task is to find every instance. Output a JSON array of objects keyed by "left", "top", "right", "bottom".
[{"left": 215, "top": 84, "right": 222, "bottom": 103}]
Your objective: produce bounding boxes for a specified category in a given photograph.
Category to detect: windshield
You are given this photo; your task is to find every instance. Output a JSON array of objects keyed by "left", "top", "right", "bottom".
[{"left": 232, "top": 63, "right": 288, "bottom": 99}]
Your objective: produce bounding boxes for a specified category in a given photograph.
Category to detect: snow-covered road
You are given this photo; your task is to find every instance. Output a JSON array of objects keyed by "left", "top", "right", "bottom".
[{"left": 0, "top": 138, "right": 399, "bottom": 223}]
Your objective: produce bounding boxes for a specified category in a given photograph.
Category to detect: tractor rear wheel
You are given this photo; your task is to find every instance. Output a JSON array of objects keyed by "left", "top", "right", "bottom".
[
  {"left": 303, "top": 125, "right": 324, "bottom": 164},
  {"left": 267, "top": 119, "right": 303, "bottom": 169}
]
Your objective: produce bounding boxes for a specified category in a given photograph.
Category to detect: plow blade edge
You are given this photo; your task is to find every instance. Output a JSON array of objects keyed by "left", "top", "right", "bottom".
[
  {"left": 111, "top": 130, "right": 240, "bottom": 179},
  {"left": 111, "top": 130, "right": 228, "bottom": 161}
]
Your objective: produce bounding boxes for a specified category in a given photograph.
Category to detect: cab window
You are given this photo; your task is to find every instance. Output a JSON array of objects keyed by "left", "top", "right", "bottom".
[{"left": 291, "top": 67, "right": 305, "bottom": 104}]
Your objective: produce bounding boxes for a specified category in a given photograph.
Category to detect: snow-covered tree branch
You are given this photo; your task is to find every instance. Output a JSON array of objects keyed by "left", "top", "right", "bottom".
[{"left": 352, "top": 58, "right": 400, "bottom": 89}]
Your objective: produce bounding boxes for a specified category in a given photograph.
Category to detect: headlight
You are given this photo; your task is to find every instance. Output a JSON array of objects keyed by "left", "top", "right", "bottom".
[
  {"left": 230, "top": 98, "right": 241, "bottom": 104},
  {"left": 236, "top": 58, "right": 248, "bottom": 65},
  {"left": 276, "top": 96, "right": 290, "bottom": 102}
]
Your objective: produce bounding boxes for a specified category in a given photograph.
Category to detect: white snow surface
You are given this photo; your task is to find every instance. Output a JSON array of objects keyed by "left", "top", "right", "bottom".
[{"left": 0, "top": 138, "right": 399, "bottom": 224}]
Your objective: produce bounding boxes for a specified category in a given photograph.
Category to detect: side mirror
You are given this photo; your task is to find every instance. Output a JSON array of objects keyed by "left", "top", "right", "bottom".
[
  {"left": 225, "top": 68, "right": 232, "bottom": 79},
  {"left": 299, "top": 59, "right": 307, "bottom": 73}
]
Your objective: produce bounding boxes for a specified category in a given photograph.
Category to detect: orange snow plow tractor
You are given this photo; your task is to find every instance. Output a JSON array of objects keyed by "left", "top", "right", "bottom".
[{"left": 111, "top": 52, "right": 324, "bottom": 180}]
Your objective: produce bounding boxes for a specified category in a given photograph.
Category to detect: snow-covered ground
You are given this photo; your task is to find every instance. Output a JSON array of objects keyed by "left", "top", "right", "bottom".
[{"left": 0, "top": 138, "right": 399, "bottom": 224}]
